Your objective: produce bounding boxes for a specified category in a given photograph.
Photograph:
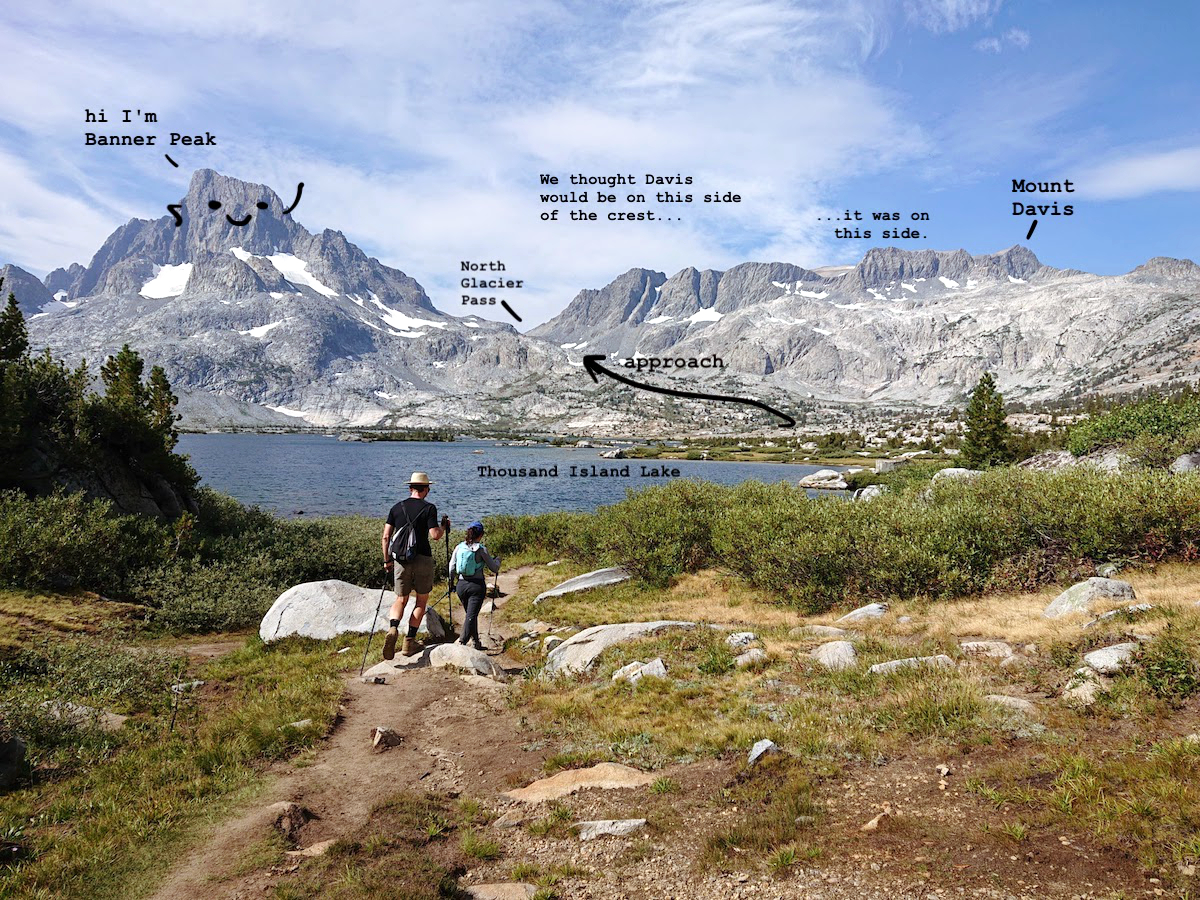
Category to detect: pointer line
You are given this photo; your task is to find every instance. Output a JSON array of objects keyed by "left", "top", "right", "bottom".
[{"left": 583, "top": 355, "right": 795, "bottom": 428}]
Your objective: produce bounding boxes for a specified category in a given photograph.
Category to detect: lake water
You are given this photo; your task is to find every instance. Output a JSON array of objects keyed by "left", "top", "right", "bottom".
[{"left": 177, "top": 434, "right": 838, "bottom": 521}]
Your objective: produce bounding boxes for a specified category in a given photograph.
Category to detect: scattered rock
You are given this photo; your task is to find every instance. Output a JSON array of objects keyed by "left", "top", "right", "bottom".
[
  {"left": 1083, "top": 642, "right": 1138, "bottom": 676},
  {"left": 961, "top": 641, "right": 1014, "bottom": 660},
  {"left": 491, "top": 809, "right": 530, "bottom": 829},
  {"left": 544, "top": 621, "right": 696, "bottom": 676},
  {"left": 576, "top": 818, "right": 647, "bottom": 841},
  {"left": 897, "top": 615, "right": 913, "bottom": 624},
  {"left": 465, "top": 885, "right": 537, "bottom": 900},
  {"left": 259, "top": 579, "right": 448, "bottom": 643},
  {"left": 41, "top": 701, "right": 128, "bottom": 732},
  {"left": 0, "top": 736, "right": 27, "bottom": 791},
  {"left": 985, "top": 695, "right": 1037, "bottom": 715},
  {"left": 860, "top": 803, "right": 893, "bottom": 831},
  {"left": 789, "top": 624, "right": 848, "bottom": 638},
  {"left": 1171, "top": 452, "right": 1200, "bottom": 474},
  {"left": 171, "top": 680, "right": 205, "bottom": 694},
  {"left": 936, "top": 764, "right": 951, "bottom": 777},
  {"left": 735, "top": 648, "right": 767, "bottom": 668},
  {"left": 811, "top": 641, "right": 857, "bottom": 670},
  {"left": 748, "top": 739, "right": 779, "bottom": 766},
  {"left": 362, "top": 675, "right": 386, "bottom": 685},
  {"left": 1096, "top": 562, "right": 1122, "bottom": 578},
  {"left": 285, "top": 839, "right": 336, "bottom": 858},
  {"left": 1083, "top": 603, "right": 1154, "bottom": 629},
  {"left": 611, "top": 661, "right": 644, "bottom": 682},
  {"left": 546, "top": 560, "right": 562, "bottom": 567},
  {"left": 799, "top": 469, "right": 849, "bottom": 490},
  {"left": 868, "top": 655, "right": 954, "bottom": 676},
  {"left": 503, "top": 762, "right": 655, "bottom": 803},
  {"left": 1063, "top": 667, "right": 1107, "bottom": 707},
  {"left": 1043, "top": 577, "right": 1136, "bottom": 619},
  {"left": 855, "top": 484, "right": 887, "bottom": 501},
  {"left": 726, "top": 632, "right": 758, "bottom": 649},
  {"left": 371, "top": 726, "right": 404, "bottom": 749},
  {"left": 268, "top": 802, "right": 311, "bottom": 843},
  {"left": 535, "top": 567, "right": 632, "bottom": 604},
  {"left": 428, "top": 643, "right": 503, "bottom": 679},
  {"left": 835, "top": 602, "right": 888, "bottom": 624},
  {"left": 281, "top": 718, "right": 313, "bottom": 730},
  {"left": 520, "top": 620, "right": 554, "bottom": 635},
  {"left": 931, "top": 467, "right": 982, "bottom": 483},
  {"left": 542, "top": 635, "right": 564, "bottom": 652}
]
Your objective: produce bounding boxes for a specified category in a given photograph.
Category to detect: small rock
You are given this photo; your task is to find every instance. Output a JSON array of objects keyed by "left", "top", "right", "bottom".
[
  {"left": 575, "top": 818, "right": 647, "bottom": 841},
  {"left": 40, "top": 701, "right": 128, "bottom": 733},
  {"left": 961, "top": 641, "right": 1014, "bottom": 660},
  {"left": 868, "top": 655, "right": 954, "bottom": 675},
  {"left": 362, "top": 675, "right": 386, "bottom": 685},
  {"left": 285, "top": 839, "right": 336, "bottom": 858},
  {"left": 503, "top": 762, "right": 655, "bottom": 803},
  {"left": 465, "top": 884, "right": 537, "bottom": 900},
  {"left": 1083, "top": 642, "right": 1138, "bottom": 676},
  {"left": 835, "top": 602, "right": 888, "bottom": 625},
  {"left": 546, "top": 560, "right": 563, "bottom": 566},
  {"left": 371, "top": 726, "right": 403, "bottom": 749},
  {"left": 897, "top": 616, "right": 913, "bottom": 624},
  {"left": 931, "top": 467, "right": 982, "bottom": 483},
  {"left": 634, "top": 658, "right": 667, "bottom": 682},
  {"left": 811, "top": 641, "right": 857, "bottom": 671},
  {"left": 491, "top": 809, "right": 529, "bottom": 829},
  {"left": 337, "top": 647, "right": 351, "bottom": 654},
  {"left": 612, "top": 661, "right": 645, "bottom": 682},
  {"left": 542, "top": 635, "right": 564, "bottom": 652},
  {"left": 936, "top": 764, "right": 951, "bottom": 777},
  {"left": 735, "top": 648, "right": 767, "bottom": 668},
  {"left": 535, "top": 567, "right": 632, "bottom": 603},
  {"left": 1096, "top": 563, "right": 1121, "bottom": 578},
  {"left": 1043, "top": 578, "right": 1136, "bottom": 619},
  {"left": 170, "top": 680, "right": 206, "bottom": 694},
  {"left": 1063, "top": 667, "right": 1107, "bottom": 707},
  {"left": 985, "top": 695, "right": 1037, "bottom": 715},
  {"left": 428, "top": 643, "right": 503, "bottom": 679},
  {"left": 1082, "top": 604, "right": 1154, "bottom": 630},
  {"left": 280, "top": 718, "right": 312, "bottom": 730},
  {"left": 789, "top": 625, "right": 848, "bottom": 638},
  {"left": 860, "top": 802, "right": 893, "bottom": 831},
  {"left": 748, "top": 739, "right": 779, "bottom": 766},
  {"left": 726, "top": 632, "right": 758, "bottom": 649}
]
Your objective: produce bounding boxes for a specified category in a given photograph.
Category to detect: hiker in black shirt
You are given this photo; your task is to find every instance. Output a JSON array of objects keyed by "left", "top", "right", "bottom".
[{"left": 380, "top": 472, "right": 449, "bottom": 658}]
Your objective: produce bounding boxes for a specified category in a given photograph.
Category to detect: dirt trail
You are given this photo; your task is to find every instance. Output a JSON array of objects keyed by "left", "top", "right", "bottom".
[{"left": 148, "top": 567, "right": 544, "bottom": 900}]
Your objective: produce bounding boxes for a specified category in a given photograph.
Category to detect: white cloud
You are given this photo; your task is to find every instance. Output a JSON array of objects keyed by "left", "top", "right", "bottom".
[
  {"left": 974, "top": 36, "right": 1002, "bottom": 52},
  {"left": 904, "top": 0, "right": 1001, "bottom": 33},
  {"left": 1005, "top": 27, "right": 1030, "bottom": 48},
  {"left": 974, "top": 25, "right": 1029, "bottom": 52},
  {"left": 1076, "top": 146, "right": 1200, "bottom": 199}
]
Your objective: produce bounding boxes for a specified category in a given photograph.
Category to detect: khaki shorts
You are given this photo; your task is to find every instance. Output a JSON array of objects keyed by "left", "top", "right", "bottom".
[{"left": 395, "top": 554, "right": 435, "bottom": 597}]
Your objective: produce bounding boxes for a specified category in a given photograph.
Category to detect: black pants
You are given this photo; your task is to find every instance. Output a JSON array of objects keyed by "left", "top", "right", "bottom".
[{"left": 456, "top": 578, "right": 487, "bottom": 644}]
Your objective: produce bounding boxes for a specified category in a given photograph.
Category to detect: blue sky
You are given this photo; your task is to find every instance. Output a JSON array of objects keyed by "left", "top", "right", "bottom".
[{"left": 0, "top": 0, "right": 1196, "bottom": 326}]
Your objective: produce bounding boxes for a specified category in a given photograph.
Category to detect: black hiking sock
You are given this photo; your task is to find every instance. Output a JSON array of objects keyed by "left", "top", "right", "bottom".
[
  {"left": 406, "top": 625, "right": 418, "bottom": 639},
  {"left": 389, "top": 619, "right": 400, "bottom": 629}
]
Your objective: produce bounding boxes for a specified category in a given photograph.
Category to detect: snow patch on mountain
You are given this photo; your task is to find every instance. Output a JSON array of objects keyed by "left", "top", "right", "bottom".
[
  {"left": 688, "top": 307, "right": 723, "bottom": 323},
  {"left": 140, "top": 263, "right": 193, "bottom": 299}
]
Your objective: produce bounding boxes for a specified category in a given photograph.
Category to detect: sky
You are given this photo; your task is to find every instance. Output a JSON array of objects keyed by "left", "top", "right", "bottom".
[{"left": 0, "top": 0, "right": 1197, "bottom": 328}]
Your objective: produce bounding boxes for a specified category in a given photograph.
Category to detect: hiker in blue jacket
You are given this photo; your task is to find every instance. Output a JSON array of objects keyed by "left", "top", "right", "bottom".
[{"left": 450, "top": 521, "right": 501, "bottom": 651}]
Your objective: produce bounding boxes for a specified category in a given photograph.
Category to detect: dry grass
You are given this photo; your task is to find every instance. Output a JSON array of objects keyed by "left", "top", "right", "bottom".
[{"left": 0, "top": 587, "right": 143, "bottom": 656}]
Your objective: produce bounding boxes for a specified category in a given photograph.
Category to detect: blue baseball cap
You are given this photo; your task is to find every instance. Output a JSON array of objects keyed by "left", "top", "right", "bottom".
[{"left": 469, "top": 521, "right": 485, "bottom": 534}]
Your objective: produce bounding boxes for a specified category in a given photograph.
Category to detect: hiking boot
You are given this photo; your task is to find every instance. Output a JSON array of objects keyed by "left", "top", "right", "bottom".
[
  {"left": 401, "top": 635, "right": 425, "bottom": 657},
  {"left": 382, "top": 625, "right": 398, "bottom": 661}
]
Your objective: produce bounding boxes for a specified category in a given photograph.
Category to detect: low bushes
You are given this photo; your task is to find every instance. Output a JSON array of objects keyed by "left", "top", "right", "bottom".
[{"left": 486, "top": 468, "right": 1200, "bottom": 613}]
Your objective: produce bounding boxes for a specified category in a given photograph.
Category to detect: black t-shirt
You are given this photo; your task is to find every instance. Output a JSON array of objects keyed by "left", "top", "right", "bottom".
[{"left": 386, "top": 497, "right": 438, "bottom": 558}]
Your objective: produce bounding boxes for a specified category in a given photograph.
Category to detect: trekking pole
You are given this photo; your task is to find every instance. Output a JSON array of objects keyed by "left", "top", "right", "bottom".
[
  {"left": 443, "top": 529, "right": 455, "bottom": 640},
  {"left": 487, "top": 560, "right": 500, "bottom": 638},
  {"left": 359, "top": 567, "right": 389, "bottom": 676}
]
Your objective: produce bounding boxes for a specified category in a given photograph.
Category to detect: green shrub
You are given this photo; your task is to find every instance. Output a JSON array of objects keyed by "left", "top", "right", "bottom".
[
  {"left": 1137, "top": 631, "right": 1200, "bottom": 703},
  {"left": 1068, "top": 393, "right": 1200, "bottom": 457}
]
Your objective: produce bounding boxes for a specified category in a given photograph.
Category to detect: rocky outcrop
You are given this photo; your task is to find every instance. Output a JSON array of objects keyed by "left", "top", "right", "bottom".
[
  {"left": 259, "top": 580, "right": 446, "bottom": 642},
  {"left": 535, "top": 567, "right": 632, "bottom": 603},
  {"left": 503, "top": 762, "right": 655, "bottom": 803},
  {"left": 1043, "top": 578, "right": 1136, "bottom": 619},
  {"left": 544, "top": 621, "right": 695, "bottom": 675}
]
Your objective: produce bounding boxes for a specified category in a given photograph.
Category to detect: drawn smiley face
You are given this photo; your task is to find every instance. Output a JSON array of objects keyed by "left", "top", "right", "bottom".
[
  {"left": 209, "top": 198, "right": 268, "bottom": 226},
  {"left": 167, "top": 182, "right": 304, "bottom": 227}
]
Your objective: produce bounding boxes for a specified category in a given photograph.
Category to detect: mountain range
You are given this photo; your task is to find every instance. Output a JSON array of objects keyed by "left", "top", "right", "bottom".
[{"left": 5, "top": 168, "right": 1200, "bottom": 434}]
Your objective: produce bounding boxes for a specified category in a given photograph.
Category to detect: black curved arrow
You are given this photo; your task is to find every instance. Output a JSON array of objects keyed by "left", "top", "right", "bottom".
[{"left": 583, "top": 355, "right": 795, "bottom": 428}]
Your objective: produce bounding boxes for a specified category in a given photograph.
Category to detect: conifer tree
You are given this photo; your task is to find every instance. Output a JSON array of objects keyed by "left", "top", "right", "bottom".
[
  {"left": 100, "top": 344, "right": 148, "bottom": 410},
  {"left": 147, "top": 364, "right": 180, "bottom": 450},
  {"left": 0, "top": 285, "right": 29, "bottom": 362},
  {"left": 961, "top": 372, "right": 1011, "bottom": 468}
]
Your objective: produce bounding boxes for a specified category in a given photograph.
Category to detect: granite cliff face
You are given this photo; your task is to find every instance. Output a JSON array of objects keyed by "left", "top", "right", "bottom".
[{"left": 534, "top": 246, "right": 1200, "bottom": 405}]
